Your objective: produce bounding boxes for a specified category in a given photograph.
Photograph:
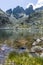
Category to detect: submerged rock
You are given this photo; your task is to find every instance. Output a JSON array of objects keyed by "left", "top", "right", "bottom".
[{"left": 40, "top": 53, "right": 43, "bottom": 57}]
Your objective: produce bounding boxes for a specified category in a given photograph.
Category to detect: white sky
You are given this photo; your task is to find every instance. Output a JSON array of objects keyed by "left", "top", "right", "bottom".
[
  {"left": 0, "top": 0, "right": 43, "bottom": 11},
  {"left": 26, "top": 0, "right": 43, "bottom": 9}
]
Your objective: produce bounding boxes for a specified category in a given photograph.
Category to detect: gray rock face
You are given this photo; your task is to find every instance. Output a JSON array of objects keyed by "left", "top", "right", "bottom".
[
  {"left": 32, "top": 38, "right": 43, "bottom": 46},
  {"left": 31, "top": 37, "right": 43, "bottom": 57},
  {"left": 0, "top": 9, "right": 11, "bottom": 27},
  {"left": 40, "top": 53, "right": 43, "bottom": 57}
]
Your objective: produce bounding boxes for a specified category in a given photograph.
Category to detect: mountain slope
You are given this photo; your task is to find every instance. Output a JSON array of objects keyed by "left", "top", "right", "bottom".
[
  {"left": 35, "top": 6, "right": 43, "bottom": 11},
  {"left": 6, "top": 5, "right": 34, "bottom": 19},
  {"left": 13, "top": 6, "right": 25, "bottom": 19},
  {"left": 25, "top": 5, "right": 34, "bottom": 15},
  {"left": 6, "top": 5, "right": 43, "bottom": 19},
  {"left": 0, "top": 9, "right": 12, "bottom": 27}
]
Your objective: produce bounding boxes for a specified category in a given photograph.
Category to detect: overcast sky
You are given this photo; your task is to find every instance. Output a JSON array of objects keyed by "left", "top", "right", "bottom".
[{"left": 0, "top": 0, "right": 43, "bottom": 11}]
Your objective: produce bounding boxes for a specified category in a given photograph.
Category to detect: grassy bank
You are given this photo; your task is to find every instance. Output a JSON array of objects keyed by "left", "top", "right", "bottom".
[{"left": 5, "top": 52, "right": 43, "bottom": 65}]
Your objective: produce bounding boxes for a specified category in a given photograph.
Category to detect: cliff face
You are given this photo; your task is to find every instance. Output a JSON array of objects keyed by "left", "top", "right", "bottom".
[{"left": 6, "top": 5, "right": 43, "bottom": 19}]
